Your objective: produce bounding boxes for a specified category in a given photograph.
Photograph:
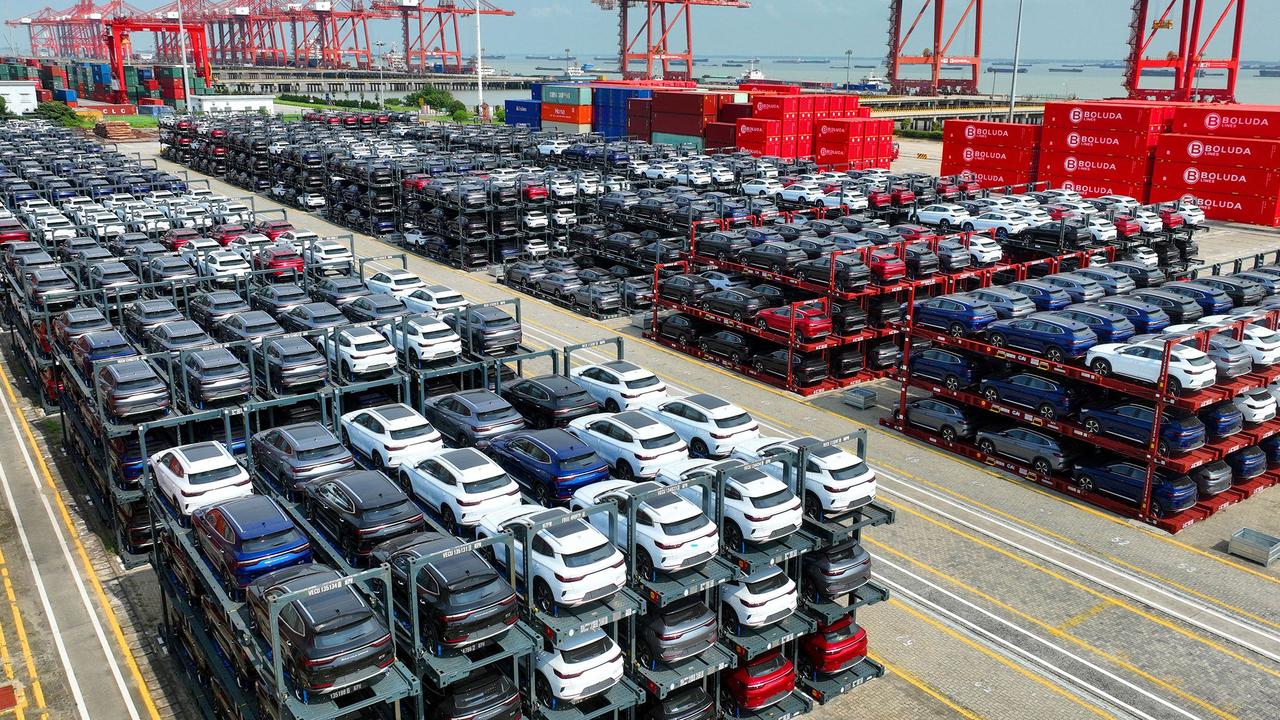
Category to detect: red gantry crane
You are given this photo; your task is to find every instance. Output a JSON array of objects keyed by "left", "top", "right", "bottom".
[
  {"left": 885, "top": 0, "right": 983, "bottom": 95},
  {"left": 591, "top": 0, "right": 750, "bottom": 81},
  {"left": 105, "top": 17, "right": 213, "bottom": 101},
  {"left": 369, "top": 0, "right": 514, "bottom": 74},
  {"left": 1125, "top": 0, "right": 1245, "bottom": 103},
  {"left": 8, "top": 0, "right": 147, "bottom": 59}
]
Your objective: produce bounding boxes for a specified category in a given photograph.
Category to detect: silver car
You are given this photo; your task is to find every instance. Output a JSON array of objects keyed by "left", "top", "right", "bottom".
[
  {"left": 975, "top": 426, "right": 1073, "bottom": 475},
  {"left": 635, "top": 596, "right": 718, "bottom": 669}
]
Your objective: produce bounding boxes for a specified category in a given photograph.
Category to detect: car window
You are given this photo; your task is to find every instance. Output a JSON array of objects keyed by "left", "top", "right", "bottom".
[{"left": 531, "top": 535, "right": 553, "bottom": 556}]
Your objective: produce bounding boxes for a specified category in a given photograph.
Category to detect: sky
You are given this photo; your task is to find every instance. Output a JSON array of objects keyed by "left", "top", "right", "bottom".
[{"left": 2, "top": 0, "right": 1276, "bottom": 62}]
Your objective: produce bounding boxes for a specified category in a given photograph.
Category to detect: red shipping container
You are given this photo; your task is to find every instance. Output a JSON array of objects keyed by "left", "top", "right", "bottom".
[
  {"left": 740, "top": 82, "right": 802, "bottom": 94},
  {"left": 704, "top": 122, "right": 737, "bottom": 149},
  {"left": 652, "top": 90, "right": 724, "bottom": 117},
  {"left": 651, "top": 112, "right": 707, "bottom": 136},
  {"left": 1054, "top": 178, "right": 1151, "bottom": 200},
  {"left": 1156, "top": 133, "right": 1280, "bottom": 168},
  {"left": 628, "top": 97, "right": 652, "bottom": 118},
  {"left": 542, "top": 104, "right": 592, "bottom": 124},
  {"left": 1150, "top": 187, "right": 1279, "bottom": 226},
  {"left": 1042, "top": 101, "right": 1166, "bottom": 133},
  {"left": 736, "top": 118, "right": 781, "bottom": 148},
  {"left": 1038, "top": 152, "right": 1152, "bottom": 182},
  {"left": 1170, "top": 106, "right": 1280, "bottom": 140},
  {"left": 798, "top": 95, "right": 815, "bottom": 113},
  {"left": 814, "top": 118, "right": 865, "bottom": 144},
  {"left": 1040, "top": 127, "right": 1159, "bottom": 156},
  {"left": 943, "top": 120, "right": 1043, "bottom": 147},
  {"left": 938, "top": 164, "right": 1033, "bottom": 189},
  {"left": 941, "top": 144, "right": 1037, "bottom": 171},
  {"left": 1151, "top": 161, "right": 1280, "bottom": 197},
  {"left": 717, "top": 103, "right": 753, "bottom": 123},
  {"left": 814, "top": 143, "right": 854, "bottom": 166},
  {"left": 628, "top": 116, "right": 651, "bottom": 135},
  {"left": 752, "top": 94, "right": 799, "bottom": 120}
]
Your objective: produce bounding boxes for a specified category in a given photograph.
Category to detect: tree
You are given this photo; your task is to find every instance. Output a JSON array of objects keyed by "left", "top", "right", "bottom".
[
  {"left": 402, "top": 86, "right": 464, "bottom": 116},
  {"left": 34, "top": 101, "right": 88, "bottom": 128},
  {"left": 450, "top": 108, "right": 471, "bottom": 123},
  {"left": 494, "top": 105, "right": 505, "bottom": 123}
]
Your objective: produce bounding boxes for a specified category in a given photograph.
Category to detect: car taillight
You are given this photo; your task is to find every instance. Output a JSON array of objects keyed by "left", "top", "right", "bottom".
[
  {"left": 822, "top": 566, "right": 846, "bottom": 576},
  {"left": 655, "top": 539, "right": 686, "bottom": 550},
  {"left": 554, "top": 667, "right": 585, "bottom": 680},
  {"left": 744, "top": 512, "right": 773, "bottom": 522},
  {"left": 555, "top": 571, "right": 586, "bottom": 583}
]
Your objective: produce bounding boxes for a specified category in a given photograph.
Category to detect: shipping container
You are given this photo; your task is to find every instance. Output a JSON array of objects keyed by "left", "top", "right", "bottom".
[
  {"left": 542, "top": 120, "right": 592, "bottom": 134},
  {"left": 941, "top": 144, "right": 1038, "bottom": 171},
  {"left": 1156, "top": 132, "right": 1280, "bottom": 167},
  {"left": 718, "top": 102, "right": 753, "bottom": 123},
  {"left": 942, "top": 119, "right": 1042, "bottom": 147},
  {"left": 651, "top": 131, "right": 704, "bottom": 150},
  {"left": 1170, "top": 105, "right": 1280, "bottom": 140},
  {"left": 938, "top": 163, "right": 1035, "bottom": 189},
  {"left": 1151, "top": 161, "right": 1280, "bottom": 197},
  {"left": 751, "top": 94, "right": 799, "bottom": 120},
  {"left": 1150, "top": 186, "right": 1279, "bottom": 226},
  {"left": 651, "top": 90, "right": 725, "bottom": 117},
  {"left": 651, "top": 111, "right": 707, "bottom": 136},
  {"left": 1037, "top": 151, "right": 1153, "bottom": 183},
  {"left": 541, "top": 84, "right": 592, "bottom": 106},
  {"left": 704, "top": 121, "right": 737, "bottom": 150},
  {"left": 1040, "top": 127, "right": 1160, "bottom": 156},
  {"left": 542, "top": 103, "right": 592, "bottom": 124},
  {"left": 1042, "top": 101, "right": 1170, "bottom": 133}
]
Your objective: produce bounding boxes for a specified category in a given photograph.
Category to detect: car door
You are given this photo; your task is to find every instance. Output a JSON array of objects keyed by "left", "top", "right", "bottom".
[
  {"left": 310, "top": 482, "right": 347, "bottom": 538},
  {"left": 256, "top": 430, "right": 283, "bottom": 478},
  {"left": 349, "top": 413, "right": 381, "bottom": 458},
  {"left": 581, "top": 420, "right": 618, "bottom": 463},
  {"left": 414, "top": 458, "right": 453, "bottom": 514},
  {"left": 1115, "top": 345, "right": 1155, "bottom": 378},
  {"left": 1112, "top": 405, "right": 1149, "bottom": 442}
]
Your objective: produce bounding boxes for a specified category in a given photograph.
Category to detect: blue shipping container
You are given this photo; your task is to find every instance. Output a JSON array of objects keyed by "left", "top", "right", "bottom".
[
  {"left": 53, "top": 88, "right": 76, "bottom": 102},
  {"left": 530, "top": 83, "right": 542, "bottom": 101}
]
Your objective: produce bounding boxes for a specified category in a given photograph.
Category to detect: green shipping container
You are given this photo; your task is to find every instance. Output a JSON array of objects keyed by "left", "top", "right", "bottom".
[
  {"left": 542, "top": 84, "right": 592, "bottom": 106},
  {"left": 651, "top": 131, "right": 704, "bottom": 150}
]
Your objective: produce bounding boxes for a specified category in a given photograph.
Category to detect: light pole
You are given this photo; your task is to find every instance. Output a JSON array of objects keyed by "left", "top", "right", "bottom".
[
  {"left": 176, "top": 0, "right": 191, "bottom": 110},
  {"left": 1007, "top": 0, "right": 1025, "bottom": 121},
  {"left": 376, "top": 40, "right": 385, "bottom": 110},
  {"left": 475, "top": 3, "right": 484, "bottom": 121},
  {"left": 845, "top": 49, "right": 852, "bottom": 87}
]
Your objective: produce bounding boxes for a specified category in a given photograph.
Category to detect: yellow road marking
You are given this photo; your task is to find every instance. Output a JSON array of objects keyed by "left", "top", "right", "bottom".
[
  {"left": 890, "top": 598, "right": 1119, "bottom": 720},
  {"left": 871, "top": 655, "right": 986, "bottom": 720},
  {"left": 1057, "top": 602, "right": 1110, "bottom": 631},
  {"left": 0, "top": 367, "right": 162, "bottom": 720},
  {"left": 883, "top": 499, "right": 1280, "bottom": 682},
  {"left": 0, "top": 546, "right": 43, "bottom": 713}
]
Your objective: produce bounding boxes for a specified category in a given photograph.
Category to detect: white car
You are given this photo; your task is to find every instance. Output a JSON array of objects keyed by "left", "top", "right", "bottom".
[
  {"left": 179, "top": 235, "right": 221, "bottom": 261},
  {"left": 149, "top": 441, "right": 252, "bottom": 516},
  {"left": 741, "top": 179, "right": 784, "bottom": 197},
  {"left": 569, "top": 479, "right": 718, "bottom": 576},
  {"left": 523, "top": 210, "right": 549, "bottom": 230},
  {"left": 399, "top": 447, "right": 519, "bottom": 531},
  {"left": 1094, "top": 195, "right": 1142, "bottom": 213},
  {"left": 655, "top": 459, "right": 802, "bottom": 547},
  {"left": 731, "top": 436, "right": 876, "bottom": 517},
  {"left": 776, "top": 183, "right": 824, "bottom": 204},
  {"left": 1008, "top": 207, "right": 1053, "bottom": 228},
  {"left": 303, "top": 239, "right": 355, "bottom": 274},
  {"left": 638, "top": 393, "right": 759, "bottom": 458},
  {"left": 323, "top": 326, "right": 398, "bottom": 379},
  {"left": 1232, "top": 388, "right": 1277, "bottom": 424},
  {"left": 276, "top": 229, "right": 319, "bottom": 247},
  {"left": 197, "top": 250, "right": 251, "bottom": 285},
  {"left": 818, "top": 189, "right": 869, "bottom": 210},
  {"left": 567, "top": 411, "right": 687, "bottom": 480},
  {"left": 1055, "top": 200, "right": 1099, "bottom": 218},
  {"left": 575, "top": 174, "right": 603, "bottom": 196},
  {"left": 1085, "top": 217, "right": 1118, "bottom": 243},
  {"left": 226, "top": 233, "right": 273, "bottom": 260},
  {"left": 536, "top": 630, "right": 624, "bottom": 705},
  {"left": 720, "top": 566, "right": 797, "bottom": 631},
  {"left": 537, "top": 139, "right": 572, "bottom": 156},
  {"left": 1038, "top": 188, "right": 1085, "bottom": 204},
  {"left": 365, "top": 268, "right": 426, "bottom": 298},
  {"left": 675, "top": 166, "right": 713, "bottom": 188},
  {"left": 339, "top": 403, "right": 443, "bottom": 469},
  {"left": 966, "top": 235, "right": 1004, "bottom": 265},
  {"left": 569, "top": 360, "right": 668, "bottom": 412},
  {"left": 1170, "top": 201, "right": 1207, "bottom": 227},
  {"left": 706, "top": 164, "right": 736, "bottom": 185},
  {"left": 914, "top": 203, "right": 972, "bottom": 229},
  {"left": 1086, "top": 342, "right": 1217, "bottom": 393},
  {"left": 1201, "top": 314, "right": 1280, "bottom": 365},
  {"left": 381, "top": 313, "right": 462, "bottom": 365},
  {"left": 1125, "top": 245, "right": 1160, "bottom": 270},
  {"left": 965, "top": 211, "right": 1030, "bottom": 237},
  {"left": 404, "top": 284, "right": 469, "bottom": 314},
  {"left": 549, "top": 208, "right": 578, "bottom": 228},
  {"left": 546, "top": 177, "right": 577, "bottom": 200},
  {"left": 476, "top": 504, "right": 626, "bottom": 611},
  {"left": 1128, "top": 209, "right": 1164, "bottom": 234},
  {"left": 997, "top": 193, "right": 1042, "bottom": 210}
]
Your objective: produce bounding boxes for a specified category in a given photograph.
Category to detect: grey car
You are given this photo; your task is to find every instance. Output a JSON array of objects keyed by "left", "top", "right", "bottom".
[
  {"left": 280, "top": 301, "right": 347, "bottom": 333},
  {"left": 144, "top": 320, "right": 212, "bottom": 359},
  {"left": 255, "top": 336, "right": 329, "bottom": 393},
  {"left": 249, "top": 282, "right": 309, "bottom": 318},
  {"left": 1073, "top": 266, "right": 1137, "bottom": 296},
  {"left": 420, "top": 390, "right": 526, "bottom": 448},
  {"left": 966, "top": 287, "right": 1036, "bottom": 319},
  {"left": 936, "top": 240, "right": 972, "bottom": 272},
  {"left": 1150, "top": 332, "right": 1253, "bottom": 380},
  {"left": 443, "top": 306, "right": 522, "bottom": 355},
  {"left": 311, "top": 276, "right": 371, "bottom": 306},
  {"left": 902, "top": 397, "right": 976, "bottom": 442},
  {"left": 975, "top": 426, "right": 1073, "bottom": 475},
  {"left": 634, "top": 597, "right": 718, "bottom": 669},
  {"left": 1189, "top": 459, "right": 1233, "bottom": 497},
  {"left": 250, "top": 422, "right": 355, "bottom": 496},
  {"left": 123, "top": 299, "right": 184, "bottom": 340},
  {"left": 506, "top": 261, "right": 548, "bottom": 286},
  {"left": 572, "top": 282, "right": 623, "bottom": 313},
  {"left": 188, "top": 290, "right": 252, "bottom": 330},
  {"left": 801, "top": 541, "right": 871, "bottom": 601},
  {"left": 143, "top": 255, "right": 198, "bottom": 284},
  {"left": 535, "top": 272, "right": 584, "bottom": 299},
  {"left": 213, "top": 310, "right": 284, "bottom": 354},
  {"left": 181, "top": 348, "right": 251, "bottom": 407},
  {"left": 1042, "top": 273, "right": 1105, "bottom": 304},
  {"left": 341, "top": 294, "right": 406, "bottom": 324},
  {"left": 95, "top": 360, "right": 170, "bottom": 420}
]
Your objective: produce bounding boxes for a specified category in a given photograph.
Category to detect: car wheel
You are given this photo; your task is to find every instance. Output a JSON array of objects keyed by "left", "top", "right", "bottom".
[
  {"left": 730, "top": 351, "right": 744, "bottom": 364},
  {"left": 948, "top": 322, "right": 965, "bottom": 338},
  {"left": 616, "top": 460, "right": 635, "bottom": 480},
  {"left": 1045, "top": 347, "right": 1065, "bottom": 363},
  {"left": 1158, "top": 440, "right": 1170, "bottom": 456},
  {"left": 804, "top": 492, "right": 823, "bottom": 522},
  {"left": 756, "top": 317, "right": 769, "bottom": 330},
  {"left": 690, "top": 438, "right": 711, "bottom": 459},
  {"left": 1089, "top": 358, "right": 1112, "bottom": 376},
  {"left": 1038, "top": 402, "right": 1057, "bottom": 419},
  {"left": 944, "top": 375, "right": 961, "bottom": 392},
  {"left": 982, "top": 387, "right": 1000, "bottom": 404},
  {"left": 537, "top": 674, "right": 556, "bottom": 708},
  {"left": 637, "top": 641, "right": 656, "bottom": 670},
  {"left": 997, "top": 227, "right": 1009, "bottom": 240},
  {"left": 1032, "top": 457, "right": 1053, "bottom": 476},
  {"left": 440, "top": 506, "right": 459, "bottom": 535},
  {"left": 1082, "top": 417, "right": 1102, "bottom": 434},
  {"left": 1166, "top": 377, "right": 1183, "bottom": 395},
  {"left": 732, "top": 310, "right": 744, "bottom": 322},
  {"left": 988, "top": 333, "right": 1006, "bottom": 348},
  {"left": 637, "top": 549, "right": 656, "bottom": 581},
  {"left": 940, "top": 425, "right": 958, "bottom": 442},
  {"left": 533, "top": 579, "right": 556, "bottom": 615},
  {"left": 724, "top": 521, "right": 744, "bottom": 551},
  {"left": 1077, "top": 474, "right": 1095, "bottom": 491},
  {"left": 977, "top": 438, "right": 996, "bottom": 455},
  {"left": 938, "top": 219, "right": 950, "bottom": 230},
  {"left": 605, "top": 398, "right": 620, "bottom": 413},
  {"left": 962, "top": 223, "right": 975, "bottom": 232}
]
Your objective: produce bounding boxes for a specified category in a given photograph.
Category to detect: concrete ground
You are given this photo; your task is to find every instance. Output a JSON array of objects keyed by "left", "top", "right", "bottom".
[{"left": 0, "top": 140, "right": 1276, "bottom": 720}]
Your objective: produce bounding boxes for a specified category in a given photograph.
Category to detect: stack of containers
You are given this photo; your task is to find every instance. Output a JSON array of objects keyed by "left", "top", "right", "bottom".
[
  {"left": 540, "top": 83, "right": 592, "bottom": 134},
  {"left": 940, "top": 120, "right": 1043, "bottom": 187},
  {"left": 1036, "top": 101, "right": 1175, "bottom": 200},
  {"left": 813, "top": 116, "right": 891, "bottom": 169},
  {"left": 650, "top": 90, "right": 731, "bottom": 150},
  {"left": 591, "top": 85, "right": 652, "bottom": 139},
  {"left": 1151, "top": 105, "right": 1280, "bottom": 226},
  {"left": 503, "top": 99, "right": 542, "bottom": 128},
  {"left": 735, "top": 118, "right": 782, "bottom": 156},
  {"left": 749, "top": 93, "right": 800, "bottom": 157},
  {"left": 157, "top": 66, "right": 187, "bottom": 110},
  {"left": 627, "top": 98, "right": 652, "bottom": 140}
]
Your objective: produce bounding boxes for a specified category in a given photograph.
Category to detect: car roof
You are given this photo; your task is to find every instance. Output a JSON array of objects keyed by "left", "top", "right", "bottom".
[
  {"left": 280, "top": 422, "right": 337, "bottom": 448},
  {"left": 176, "top": 441, "right": 230, "bottom": 464},
  {"left": 216, "top": 495, "right": 291, "bottom": 538}
]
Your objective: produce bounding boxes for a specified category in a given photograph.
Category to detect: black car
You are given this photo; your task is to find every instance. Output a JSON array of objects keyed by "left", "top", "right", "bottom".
[
  {"left": 643, "top": 686, "right": 715, "bottom": 720},
  {"left": 576, "top": 267, "right": 614, "bottom": 284},
  {"left": 1191, "top": 275, "right": 1264, "bottom": 308},
  {"left": 499, "top": 374, "right": 599, "bottom": 429},
  {"left": 743, "top": 227, "right": 785, "bottom": 245},
  {"left": 752, "top": 349, "right": 828, "bottom": 385},
  {"left": 1024, "top": 220, "right": 1092, "bottom": 246},
  {"left": 634, "top": 241, "right": 683, "bottom": 264},
  {"left": 698, "top": 330, "right": 752, "bottom": 363},
  {"left": 738, "top": 241, "right": 807, "bottom": 274},
  {"left": 658, "top": 274, "right": 714, "bottom": 305},
  {"left": 281, "top": 301, "right": 348, "bottom": 333},
  {"left": 122, "top": 299, "right": 185, "bottom": 340},
  {"left": 657, "top": 314, "right": 703, "bottom": 345},
  {"left": 311, "top": 276, "right": 371, "bottom": 306},
  {"left": 255, "top": 336, "right": 329, "bottom": 393},
  {"left": 599, "top": 231, "right": 647, "bottom": 256},
  {"left": 249, "top": 282, "right": 309, "bottom": 318},
  {"left": 794, "top": 255, "right": 870, "bottom": 291},
  {"left": 188, "top": 290, "right": 251, "bottom": 331},
  {"left": 301, "top": 471, "right": 424, "bottom": 563},
  {"left": 425, "top": 670, "right": 522, "bottom": 720},
  {"left": 370, "top": 532, "right": 518, "bottom": 654},
  {"left": 1130, "top": 289, "right": 1204, "bottom": 324},
  {"left": 443, "top": 306, "right": 522, "bottom": 355},
  {"left": 699, "top": 231, "right": 751, "bottom": 260},
  {"left": 699, "top": 288, "right": 767, "bottom": 321},
  {"left": 793, "top": 236, "right": 839, "bottom": 259},
  {"left": 904, "top": 244, "right": 941, "bottom": 278},
  {"left": 342, "top": 294, "right": 406, "bottom": 323},
  {"left": 181, "top": 348, "right": 251, "bottom": 407},
  {"left": 1105, "top": 261, "right": 1166, "bottom": 288},
  {"left": 245, "top": 564, "right": 395, "bottom": 697}
]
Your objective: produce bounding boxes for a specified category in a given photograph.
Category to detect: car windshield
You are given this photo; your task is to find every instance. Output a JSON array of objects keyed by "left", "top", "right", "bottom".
[
  {"left": 475, "top": 408, "right": 514, "bottom": 422},
  {"left": 1185, "top": 356, "right": 1213, "bottom": 368},
  {"left": 189, "top": 463, "right": 242, "bottom": 485},
  {"left": 421, "top": 328, "right": 454, "bottom": 340},
  {"left": 241, "top": 528, "right": 304, "bottom": 554},
  {"left": 313, "top": 615, "right": 380, "bottom": 649},
  {"left": 750, "top": 488, "right": 792, "bottom": 509},
  {"left": 828, "top": 461, "right": 870, "bottom": 481},
  {"left": 297, "top": 443, "right": 343, "bottom": 461},
  {"left": 746, "top": 571, "right": 789, "bottom": 595},
  {"left": 715, "top": 413, "right": 752, "bottom": 429},
  {"left": 624, "top": 375, "right": 661, "bottom": 390},
  {"left": 204, "top": 360, "right": 243, "bottom": 378},
  {"left": 561, "top": 540, "right": 615, "bottom": 568},
  {"left": 824, "top": 620, "right": 859, "bottom": 642},
  {"left": 639, "top": 432, "right": 679, "bottom": 450},
  {"left": 560, "top": 452, "right": 600, "bottom": 471},
  {"left": 560, "top": 636, "right": 612, "bottom": 665},
  {"left": 115, "top": 377, "right": 160, "bottom": 392},
  {"left": 446, "top": 574, "right": 503, "bottom": 605},
  {"left": 354, "top": 339, "right": 387, "bottom": 352},
  {"left": 662, "top": 514, "right": 708, "bottom": 536},
  {"left": 364, "top": 499, "right": 412, "bottom": 523},
  {"left": 462, "top": 473, "right": 510, "bottom": 494}
]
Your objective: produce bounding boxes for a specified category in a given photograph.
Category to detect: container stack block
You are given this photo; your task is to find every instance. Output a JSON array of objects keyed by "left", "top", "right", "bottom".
[{"left": 941, "top": 120, "right": 1043, "bottom": 188}]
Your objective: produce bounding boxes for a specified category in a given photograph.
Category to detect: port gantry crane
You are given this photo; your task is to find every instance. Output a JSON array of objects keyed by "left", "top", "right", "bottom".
[
  {"left": 1126, "top": 0, "right": 1245, "bottom": 103},
  {"left": 885, "top": 0, "right": 983, "bottom": 96},
  {"left": 368, "top": 0, "right": 514, "bottom": 74},
  {"left": 591, "top": 0, "right": 750, "bottom": 81}
]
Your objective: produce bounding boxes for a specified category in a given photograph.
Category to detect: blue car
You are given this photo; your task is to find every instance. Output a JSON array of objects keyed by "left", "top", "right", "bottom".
[
  {"left": 1231, "top": 271, "right": 1279, "bottom": 296},
  {"left": 1162, "top": 281, "right": 1233, "bottom": 315},
  {"left": 1050, "top": 306, "right": 1135, "bottom": 343},
  {"left": 912, "top": 293, "right": 998, "bottom": 336},
  {"left": 192, "top": 495, "right": 312, "bottom": 589},
  {"left": 1096, "top": 297, "right": 1171, "bottom": 334},
  {"left": 979, "top": 372, "right": 1077, "bottom": 419},
  {"left": 72, "top": 330, "right": 137, "bottom": 378},
  {"left": 1006, "top": 280, "right": 1071, "bottom": 311},
  {"left": 1259, "top": 435, "right": 1280, "bottom": 467},
  {"left": 1199, "top": 401, "right": 1244, "bottom": 438},
  {"left": 986, "top": 312, "right": 1097, "bottom": 362},
  {"left": 1071, "top": 459, "right": 1198, "bottom": 517},
  {"left": 1225, "top": 445, "right": 1267, "bottom": 482},
  {"left": 486, "top": 428, "right": 610, "bottom": 505},
  {"left": 1078, "top": 402, "right": 1206, "bottom": 455},
  {"left": 909, "top": 348, "right": 980, "bottom": 390}
]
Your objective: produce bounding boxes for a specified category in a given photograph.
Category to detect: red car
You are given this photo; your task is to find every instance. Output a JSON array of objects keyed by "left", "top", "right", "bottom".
[
  {"left": 888, "top": 224, "right": 932, "bottom": 243},
  {"left": 0, "top": 220, "right": 31, "bottom": 244},
  {"left": 889, "top": 186, "right": 916, "bottom": 206},
  {"left": 868, "top": 247, "right": 906, "bottom": 283},
  {"left": 865, "top": 189, "right": 893, "bottom": 208},
  {"left": 253, "top": 244, "right": 305, "bottom": 277},
  {"left": 1159, "top": 208, "right": 1185, "bottom": 230},
  {"left": 211, "top": 223, "right": 248, "bottom": 246},
  {"left": 253, "top": 219, "right": 295, "bottom": 241},
  {"left": 722, "top": 650, "right": 795, "bottom": 714},
  {"left": 799, "top": 614, "right": 867, "bottom": 676},
  {"left": 755, "top": 305, "right": 832, "bottom": 340},
  {"left": 401, "top": 173, "right": 432, "bottom": 192},
  {"left": 162, "top": 228, "right": 202, "bottom": 251},
  {"left": 1111, "top": 216, "right": 1142, "bottom": 238},
  {"left": 521, "top": 182, "right": 548, "bottom": 202},
  {"left": 934, "top": 178, "right": 961, "bottom": 200}
]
